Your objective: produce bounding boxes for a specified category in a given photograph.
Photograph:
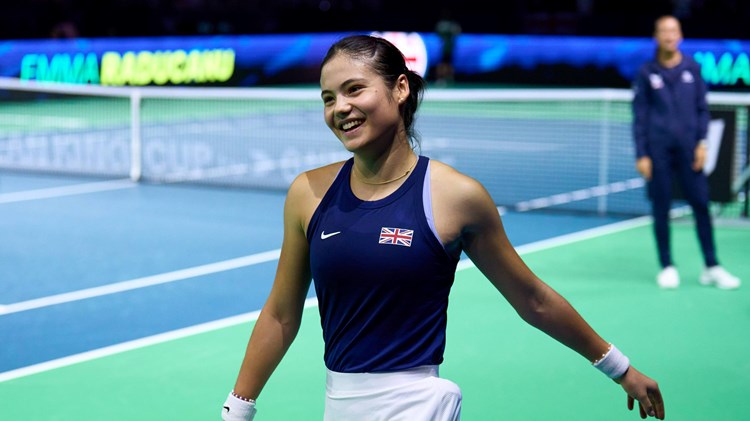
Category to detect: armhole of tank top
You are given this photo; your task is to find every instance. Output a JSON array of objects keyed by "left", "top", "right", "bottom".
[
  {"left": 422, "top": 160, "right": 449, "bottom": 253},
  {"left": 306, "top": 161, "right": 349, "bottom": 243}
]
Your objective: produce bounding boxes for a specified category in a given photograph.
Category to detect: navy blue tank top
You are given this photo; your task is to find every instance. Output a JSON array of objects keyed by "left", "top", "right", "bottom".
[{"left": 307, "top": 155, "right": 459, "bottom": 373}]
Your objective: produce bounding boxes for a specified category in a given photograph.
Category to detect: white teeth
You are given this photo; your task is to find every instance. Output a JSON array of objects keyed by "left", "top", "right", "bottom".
[{"left": 342, "top": 120, "right": 362, "bottom": 130}]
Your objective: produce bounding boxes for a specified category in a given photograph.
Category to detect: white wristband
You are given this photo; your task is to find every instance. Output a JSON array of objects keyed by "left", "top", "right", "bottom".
[
  {"left": 592, "top": 344, "right": 630, "bottom": 379},
  {"left": 222, "top": 392, "right": 257, "bottom": 421}
]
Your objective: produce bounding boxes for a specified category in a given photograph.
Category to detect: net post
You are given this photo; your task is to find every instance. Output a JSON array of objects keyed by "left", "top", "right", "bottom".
[{"left": 130, "top": 89, "right": 142, "bottom": 182}]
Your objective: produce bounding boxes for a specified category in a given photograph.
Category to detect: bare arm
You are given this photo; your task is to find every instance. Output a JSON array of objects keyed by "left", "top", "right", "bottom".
[
  {"left": 455, "top": 177, "right": 610, "bottom": 361},
  {"left": 432, "top": 164, "right": 664, "bottom": 418},
  {"left": 231, "top": 174, "right": 314, "bottom": 400}
]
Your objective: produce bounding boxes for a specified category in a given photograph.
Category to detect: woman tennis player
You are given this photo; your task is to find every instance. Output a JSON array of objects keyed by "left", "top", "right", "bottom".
[{"left": 222, "top": 34, "right": 665, "bottom": 420}]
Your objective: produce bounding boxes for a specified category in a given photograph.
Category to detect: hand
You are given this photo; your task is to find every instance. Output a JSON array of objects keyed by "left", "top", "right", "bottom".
[
  {"left": 636, "top": 157, "right": 652, "bottom": 181},
  {"left": 693, "top": 144, "right": 706, "bottom": 172},
  {"left": 615, "top": 366, "right": 665, "bottom": 419}
]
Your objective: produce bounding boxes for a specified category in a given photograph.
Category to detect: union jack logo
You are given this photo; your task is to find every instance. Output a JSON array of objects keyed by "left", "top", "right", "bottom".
[{"left": 378, "top": 227, "right": 414, "bottom": 247}]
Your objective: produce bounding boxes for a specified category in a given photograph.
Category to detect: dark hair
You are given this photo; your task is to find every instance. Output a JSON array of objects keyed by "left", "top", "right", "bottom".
[{"left": 321, "top": 34, "right": 426, "bottom": 148}]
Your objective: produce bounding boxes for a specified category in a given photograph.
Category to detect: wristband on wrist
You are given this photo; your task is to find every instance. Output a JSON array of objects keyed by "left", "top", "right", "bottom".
[
  {"left": 231, "top": 390, "right": 256, "bottom": 404},
  {"left": 592, "top": 343, "right": 630, "bottom": 380},
  {"left": 223, "top": 391, "right": 257, "bottom": 421}
]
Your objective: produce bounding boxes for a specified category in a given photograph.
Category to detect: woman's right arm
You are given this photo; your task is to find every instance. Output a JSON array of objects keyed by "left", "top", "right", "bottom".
[{"left": 231, "top": 173, "right": 315, "bottom": 400}]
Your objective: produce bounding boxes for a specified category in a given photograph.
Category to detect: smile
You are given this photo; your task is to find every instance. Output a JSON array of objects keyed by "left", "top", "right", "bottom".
[{"left": 341, "top": 119, "right": 364, "bottom": 131}]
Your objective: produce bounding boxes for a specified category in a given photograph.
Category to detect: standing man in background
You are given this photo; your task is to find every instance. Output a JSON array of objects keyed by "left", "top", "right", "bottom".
[
  {"left": 632, "top": 15, "right": 740, "bottom": 290},
  {"left": 434, "top": 7, "right": 461, "bottom": 86}
]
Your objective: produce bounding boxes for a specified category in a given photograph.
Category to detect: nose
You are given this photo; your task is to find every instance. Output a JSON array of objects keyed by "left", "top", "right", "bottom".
[{"left": 333, "top": 95, "right": 352, "bottom": 115}]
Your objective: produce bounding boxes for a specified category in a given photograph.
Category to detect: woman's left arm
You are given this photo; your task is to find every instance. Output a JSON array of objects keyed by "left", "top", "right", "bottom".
[
  {"left": 456, "top": 176, "right": 607, "bottom": 360},
  {"left": 438, "top": 169, "right": 664, "bottom": 419}
]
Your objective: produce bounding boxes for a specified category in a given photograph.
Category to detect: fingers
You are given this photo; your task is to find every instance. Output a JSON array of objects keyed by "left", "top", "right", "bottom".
[
  {"left": 628, "top": 394, "right": 648, "bottom": 419},
  {"left": 639, "top": 397, "right": 655, "bottom": 418},
  {"left": 628, "top": 389, "right": 663, "bottom": 419},
  {"left": 642, "top": 383, "right": 665, "bottom": 420},
  {"left": 652, "top": 388, "right": 666, "bottom": 420},
  {"left": 635, "top": 158, "right": 652, "bottom": 181},
  {"left": 620, "top": 366, "right": 665, "bottom": 419},
  {"left": 635, "top": 390, "right": 665, "bottom": 420},
  {"left": 642, "top": 166, "right": 652, "bottom": 181},
  {"left": 636, "top": 165, "right": 650, "bottom": 180},
  {"left": 693, "top": 148, "right": 706, "bottom": 171}
]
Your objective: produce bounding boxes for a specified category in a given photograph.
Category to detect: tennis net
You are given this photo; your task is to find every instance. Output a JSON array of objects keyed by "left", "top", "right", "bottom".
[{"left": 1, "top": 77, "right": 747, "bottom": 217}]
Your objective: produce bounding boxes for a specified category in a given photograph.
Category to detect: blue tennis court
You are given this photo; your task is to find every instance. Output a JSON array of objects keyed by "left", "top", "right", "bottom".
[{"left": 1, "top": 169, "right": 631, "bottom": 374}]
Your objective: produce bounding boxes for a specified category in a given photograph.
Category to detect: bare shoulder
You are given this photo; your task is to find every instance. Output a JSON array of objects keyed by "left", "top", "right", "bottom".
[
  {"left": 286, "top": 160, "right": 347, "bottom": 229},
  {"left": 291, "top": 160, "right": 345, "bottom": 197},
  {"left": 428, "top": 159, "right": 499, "bottom": 244},
  {"left": 429, "top": 159, "right": 493, "bottom": 207}
]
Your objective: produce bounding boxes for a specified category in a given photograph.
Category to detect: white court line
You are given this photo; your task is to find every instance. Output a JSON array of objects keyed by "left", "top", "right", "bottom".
[
  {"left": 455, "top": 215, "right": 652, "bottom": 271},
  {"left": 0, "top": 179, "right": 136, "bottom": 204},
  {"left": 0, "top": 298, "right": 319, "bottom": 383},
  {"left": 514, "top": 177, "right": 645, "bottom": 212},
  {"left": 0, "top": 250, "right": 282, "bottom": 316},
  {"left": 0, "top": 216, "right": 653, "bottom": 382},
  {"left": 0, "top": 214, "right": 654, "bottom": 316}
]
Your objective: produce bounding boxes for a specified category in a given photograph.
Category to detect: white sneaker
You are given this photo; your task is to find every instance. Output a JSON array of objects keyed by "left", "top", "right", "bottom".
[
  {"left": 657, "top": 266, "right": 680, "bottom": 289},
  {"left": 700, "top": 266, "right": 741, "bottom": 290}
]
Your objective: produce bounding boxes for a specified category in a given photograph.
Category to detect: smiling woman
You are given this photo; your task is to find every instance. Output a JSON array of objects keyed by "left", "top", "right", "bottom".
[
  {"left": 318, "top": 35, "right": 426, "bottom": 199},
  {"left": 222, "top": 34, "right": 666, "bottom": 421}
]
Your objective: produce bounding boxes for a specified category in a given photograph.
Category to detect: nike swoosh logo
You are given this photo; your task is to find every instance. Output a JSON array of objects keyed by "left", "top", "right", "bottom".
[
  {"left": 320, "top": 231, "right": 341, "bottom": 240},
  {"left": 223, "top": 406, "right": 230, "bottom": 412}
]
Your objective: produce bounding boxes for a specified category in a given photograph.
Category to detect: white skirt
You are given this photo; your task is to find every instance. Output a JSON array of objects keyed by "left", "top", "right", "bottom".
[{"left": 324, "top": 365, "right": 462, "bottom": 421}]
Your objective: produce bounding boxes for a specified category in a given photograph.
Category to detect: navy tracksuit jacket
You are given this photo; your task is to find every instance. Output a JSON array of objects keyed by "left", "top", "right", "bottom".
[{"left": 632, "top": 54, "right": 718, "bottom": 268}]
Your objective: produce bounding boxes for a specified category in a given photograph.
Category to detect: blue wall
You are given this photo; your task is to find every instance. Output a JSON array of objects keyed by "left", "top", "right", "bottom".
[{"left": 1, "top": 32, "right": 748, "bottom": 90}]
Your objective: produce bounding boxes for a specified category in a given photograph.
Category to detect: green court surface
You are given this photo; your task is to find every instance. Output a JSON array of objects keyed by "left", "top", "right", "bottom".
[{"left": 1, "top": 222, "right": 748, "bottom": 420}]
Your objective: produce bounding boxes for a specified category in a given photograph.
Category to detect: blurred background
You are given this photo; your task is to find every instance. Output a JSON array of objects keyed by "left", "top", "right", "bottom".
[
  {"left": 0, "top": 0, "right": 748, "bottom": 210},
  {"left": 2, "top": 0, "right": 750, "bottom": 91}
]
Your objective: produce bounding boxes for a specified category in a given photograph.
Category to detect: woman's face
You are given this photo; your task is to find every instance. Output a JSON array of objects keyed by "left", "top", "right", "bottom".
[
  {"left": 320, "top": 54, "right": 407, "bottom": 153},
  {"left": 654, "top": 17, "right": 682, "bottom": 54}
]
